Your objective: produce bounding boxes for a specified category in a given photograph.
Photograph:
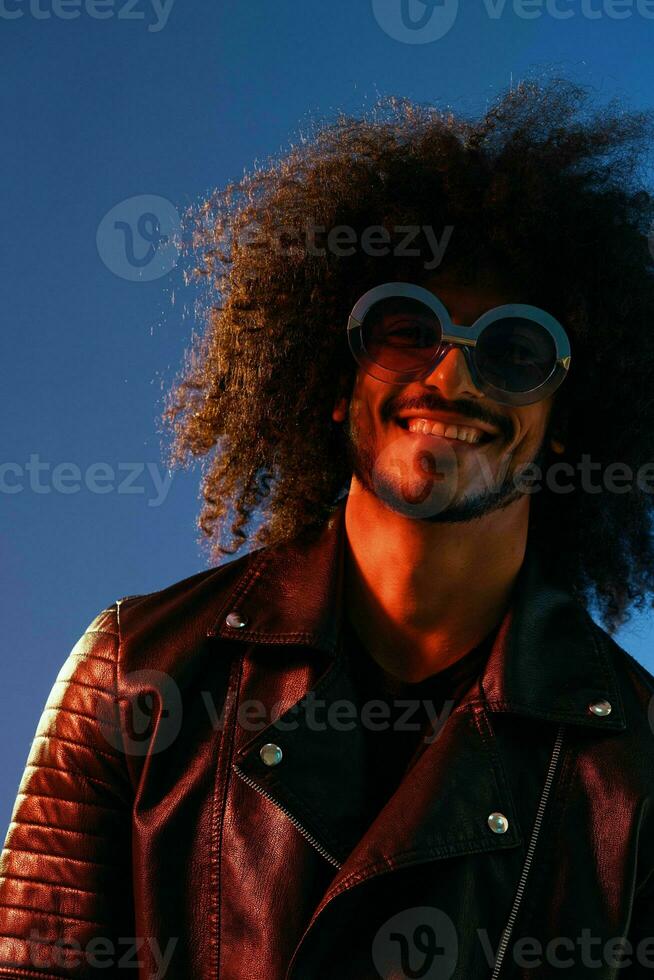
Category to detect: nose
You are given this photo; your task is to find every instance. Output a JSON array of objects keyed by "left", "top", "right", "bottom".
[{"left": 422, "top": 344, "right": 484, "bottom": 401}]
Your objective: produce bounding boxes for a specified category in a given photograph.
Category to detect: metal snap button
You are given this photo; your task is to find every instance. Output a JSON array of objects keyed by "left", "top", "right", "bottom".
[
  {"left": 487, "top": 812, "right": 509, "bottom": 834},
  {"left": 225, "top": 611, "right": 248, "bottom": 629},
  {"left": 259, "top": 743, "right": 283, "bottom": 767},
  {"left": 588, "top": 699, "right": 612, "bottom": 717}
]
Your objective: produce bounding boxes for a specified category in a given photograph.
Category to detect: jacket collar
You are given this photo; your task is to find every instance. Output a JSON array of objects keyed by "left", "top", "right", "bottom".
[{"left": 210, "top": 495, "right": 626, "bottom": 731}]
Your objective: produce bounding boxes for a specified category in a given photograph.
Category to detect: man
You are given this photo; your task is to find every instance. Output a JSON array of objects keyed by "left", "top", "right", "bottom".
[{"left": 2, "top": 77, "right": 654, "bottom": 979}]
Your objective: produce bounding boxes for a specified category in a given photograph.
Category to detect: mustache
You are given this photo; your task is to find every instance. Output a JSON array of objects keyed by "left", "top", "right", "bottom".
[{"left": 383, "top": 394, "right": 514, "bottom": 440}]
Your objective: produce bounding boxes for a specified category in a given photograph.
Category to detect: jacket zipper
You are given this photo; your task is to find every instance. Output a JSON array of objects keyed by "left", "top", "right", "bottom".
[
  {"left": 490, "top": 723, "right": 566, "bottom": 979},
  {"left": 233, "top": 764, "right": 342, "bottom": 869}
]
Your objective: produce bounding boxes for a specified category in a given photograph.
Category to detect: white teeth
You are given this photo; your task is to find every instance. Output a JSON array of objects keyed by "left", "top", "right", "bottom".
[{"left": 405, "top": 418, "right": 485, "bottom": 444}]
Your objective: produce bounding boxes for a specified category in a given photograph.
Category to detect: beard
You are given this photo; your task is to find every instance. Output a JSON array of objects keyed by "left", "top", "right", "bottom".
[{"left": 343, "top": 417, "right": 549, "bottom": 524}]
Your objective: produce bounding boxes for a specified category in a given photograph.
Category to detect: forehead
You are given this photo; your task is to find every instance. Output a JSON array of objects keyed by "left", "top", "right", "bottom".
[{"left": 421, "top": 270, "right": 523, "bottom": 320}]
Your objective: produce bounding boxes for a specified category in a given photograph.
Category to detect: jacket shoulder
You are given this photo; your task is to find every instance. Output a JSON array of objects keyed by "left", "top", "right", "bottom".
[
  {"left": 115, "top": 548, "right": 261, "bottom": 634},
  {"left": 599, "top": 626, "right": 654, "bottom": 692},
  {"left": 116, "top": 551, "right": 249, "bottom": 601},
  {"left": 106, "top": 548, "right": 265, "bottom": 683},
  {"left": 591, "top": 622, "right": 654, "bottom": 738}
]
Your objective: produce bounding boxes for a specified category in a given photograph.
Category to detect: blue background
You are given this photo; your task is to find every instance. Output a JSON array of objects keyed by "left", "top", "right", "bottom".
[{"left": 2, "top": 0, "right": 654, "bottom": 830}]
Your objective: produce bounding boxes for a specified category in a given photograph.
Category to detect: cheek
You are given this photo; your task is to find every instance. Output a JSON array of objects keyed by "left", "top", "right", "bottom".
[
  {"left": 514, "top": 406, "right": 550, "bottom": 447},
  {"left": 349, "top": 379, "right": 383, "bottom": 431},
  {"left": 349, "top": 395, "right": 364, "bottom": 426},
  {"left": 346, "top": 396, "right": 375, "bottom": 446},
  {"left": 529, "top": 403, "right": 553, "bottom": 438}
]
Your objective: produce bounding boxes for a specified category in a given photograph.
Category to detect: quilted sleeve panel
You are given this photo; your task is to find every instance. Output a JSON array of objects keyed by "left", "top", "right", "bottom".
[{"left": 0, "top": 606, "right": 138, "bottom": 978}]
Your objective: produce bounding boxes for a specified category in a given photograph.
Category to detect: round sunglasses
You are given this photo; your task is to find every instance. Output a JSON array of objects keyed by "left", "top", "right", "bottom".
[{"left": 347, "top": 282, "right": 571, "bottom": 407}]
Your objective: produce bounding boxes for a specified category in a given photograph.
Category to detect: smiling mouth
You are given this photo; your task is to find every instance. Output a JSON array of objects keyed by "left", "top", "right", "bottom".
[{"left": 394, "top": 417, "right": 497, "bottom": 446}]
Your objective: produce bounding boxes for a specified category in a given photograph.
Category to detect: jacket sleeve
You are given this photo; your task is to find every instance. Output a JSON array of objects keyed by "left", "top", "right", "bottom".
[{"left": 0, "top": 605, "right": 138, "bottom": 979}]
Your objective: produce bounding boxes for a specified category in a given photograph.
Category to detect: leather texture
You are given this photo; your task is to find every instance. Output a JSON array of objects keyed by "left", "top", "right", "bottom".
[{"left": 1, "top": 495, "right": 654, "bottom": 978}]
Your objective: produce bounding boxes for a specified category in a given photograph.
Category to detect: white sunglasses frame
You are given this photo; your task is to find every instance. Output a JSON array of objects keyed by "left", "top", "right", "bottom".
[{"left": 347, "top": 282, "right": 572, "bottom": 407}]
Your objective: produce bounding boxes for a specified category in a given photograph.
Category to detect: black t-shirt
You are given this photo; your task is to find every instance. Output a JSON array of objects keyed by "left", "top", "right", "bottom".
[{"left": 343, "top": 615, "right": 496, "bottom": 826}]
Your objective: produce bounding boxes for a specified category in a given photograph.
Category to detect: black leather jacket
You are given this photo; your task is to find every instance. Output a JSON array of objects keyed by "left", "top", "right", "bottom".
[{"left": 1, "top": 496, "right": 654, "bottom": 979}]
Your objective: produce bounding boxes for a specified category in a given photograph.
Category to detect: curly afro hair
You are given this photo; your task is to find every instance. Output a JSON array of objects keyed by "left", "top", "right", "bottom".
[{"left": 164, "top": 75, "right": 654, "bottom": 634}]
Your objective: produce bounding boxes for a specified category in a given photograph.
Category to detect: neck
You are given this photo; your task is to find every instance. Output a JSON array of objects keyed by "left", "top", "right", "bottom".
[{"left": 342, "top": 479, "right": 530, "bottom": 682}]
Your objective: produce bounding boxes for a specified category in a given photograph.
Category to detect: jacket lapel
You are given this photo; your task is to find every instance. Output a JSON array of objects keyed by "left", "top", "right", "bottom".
[
  {"left": 210, "top": 494, "right": 627, "bottom": 873},
  {"left": 231, "top": 650, "right": 522, "bottom": 868},
  {"left": 210, "top": 493, "right": 626, "bottom": 732}
]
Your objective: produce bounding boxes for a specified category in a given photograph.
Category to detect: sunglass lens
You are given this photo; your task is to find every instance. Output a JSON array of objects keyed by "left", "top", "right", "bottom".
[
  {"left": 361, "top": 297, "right": 442, "bottom": 373},
  {"left": 475, "top": 317, "right": 557, "bottom": 393}
]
